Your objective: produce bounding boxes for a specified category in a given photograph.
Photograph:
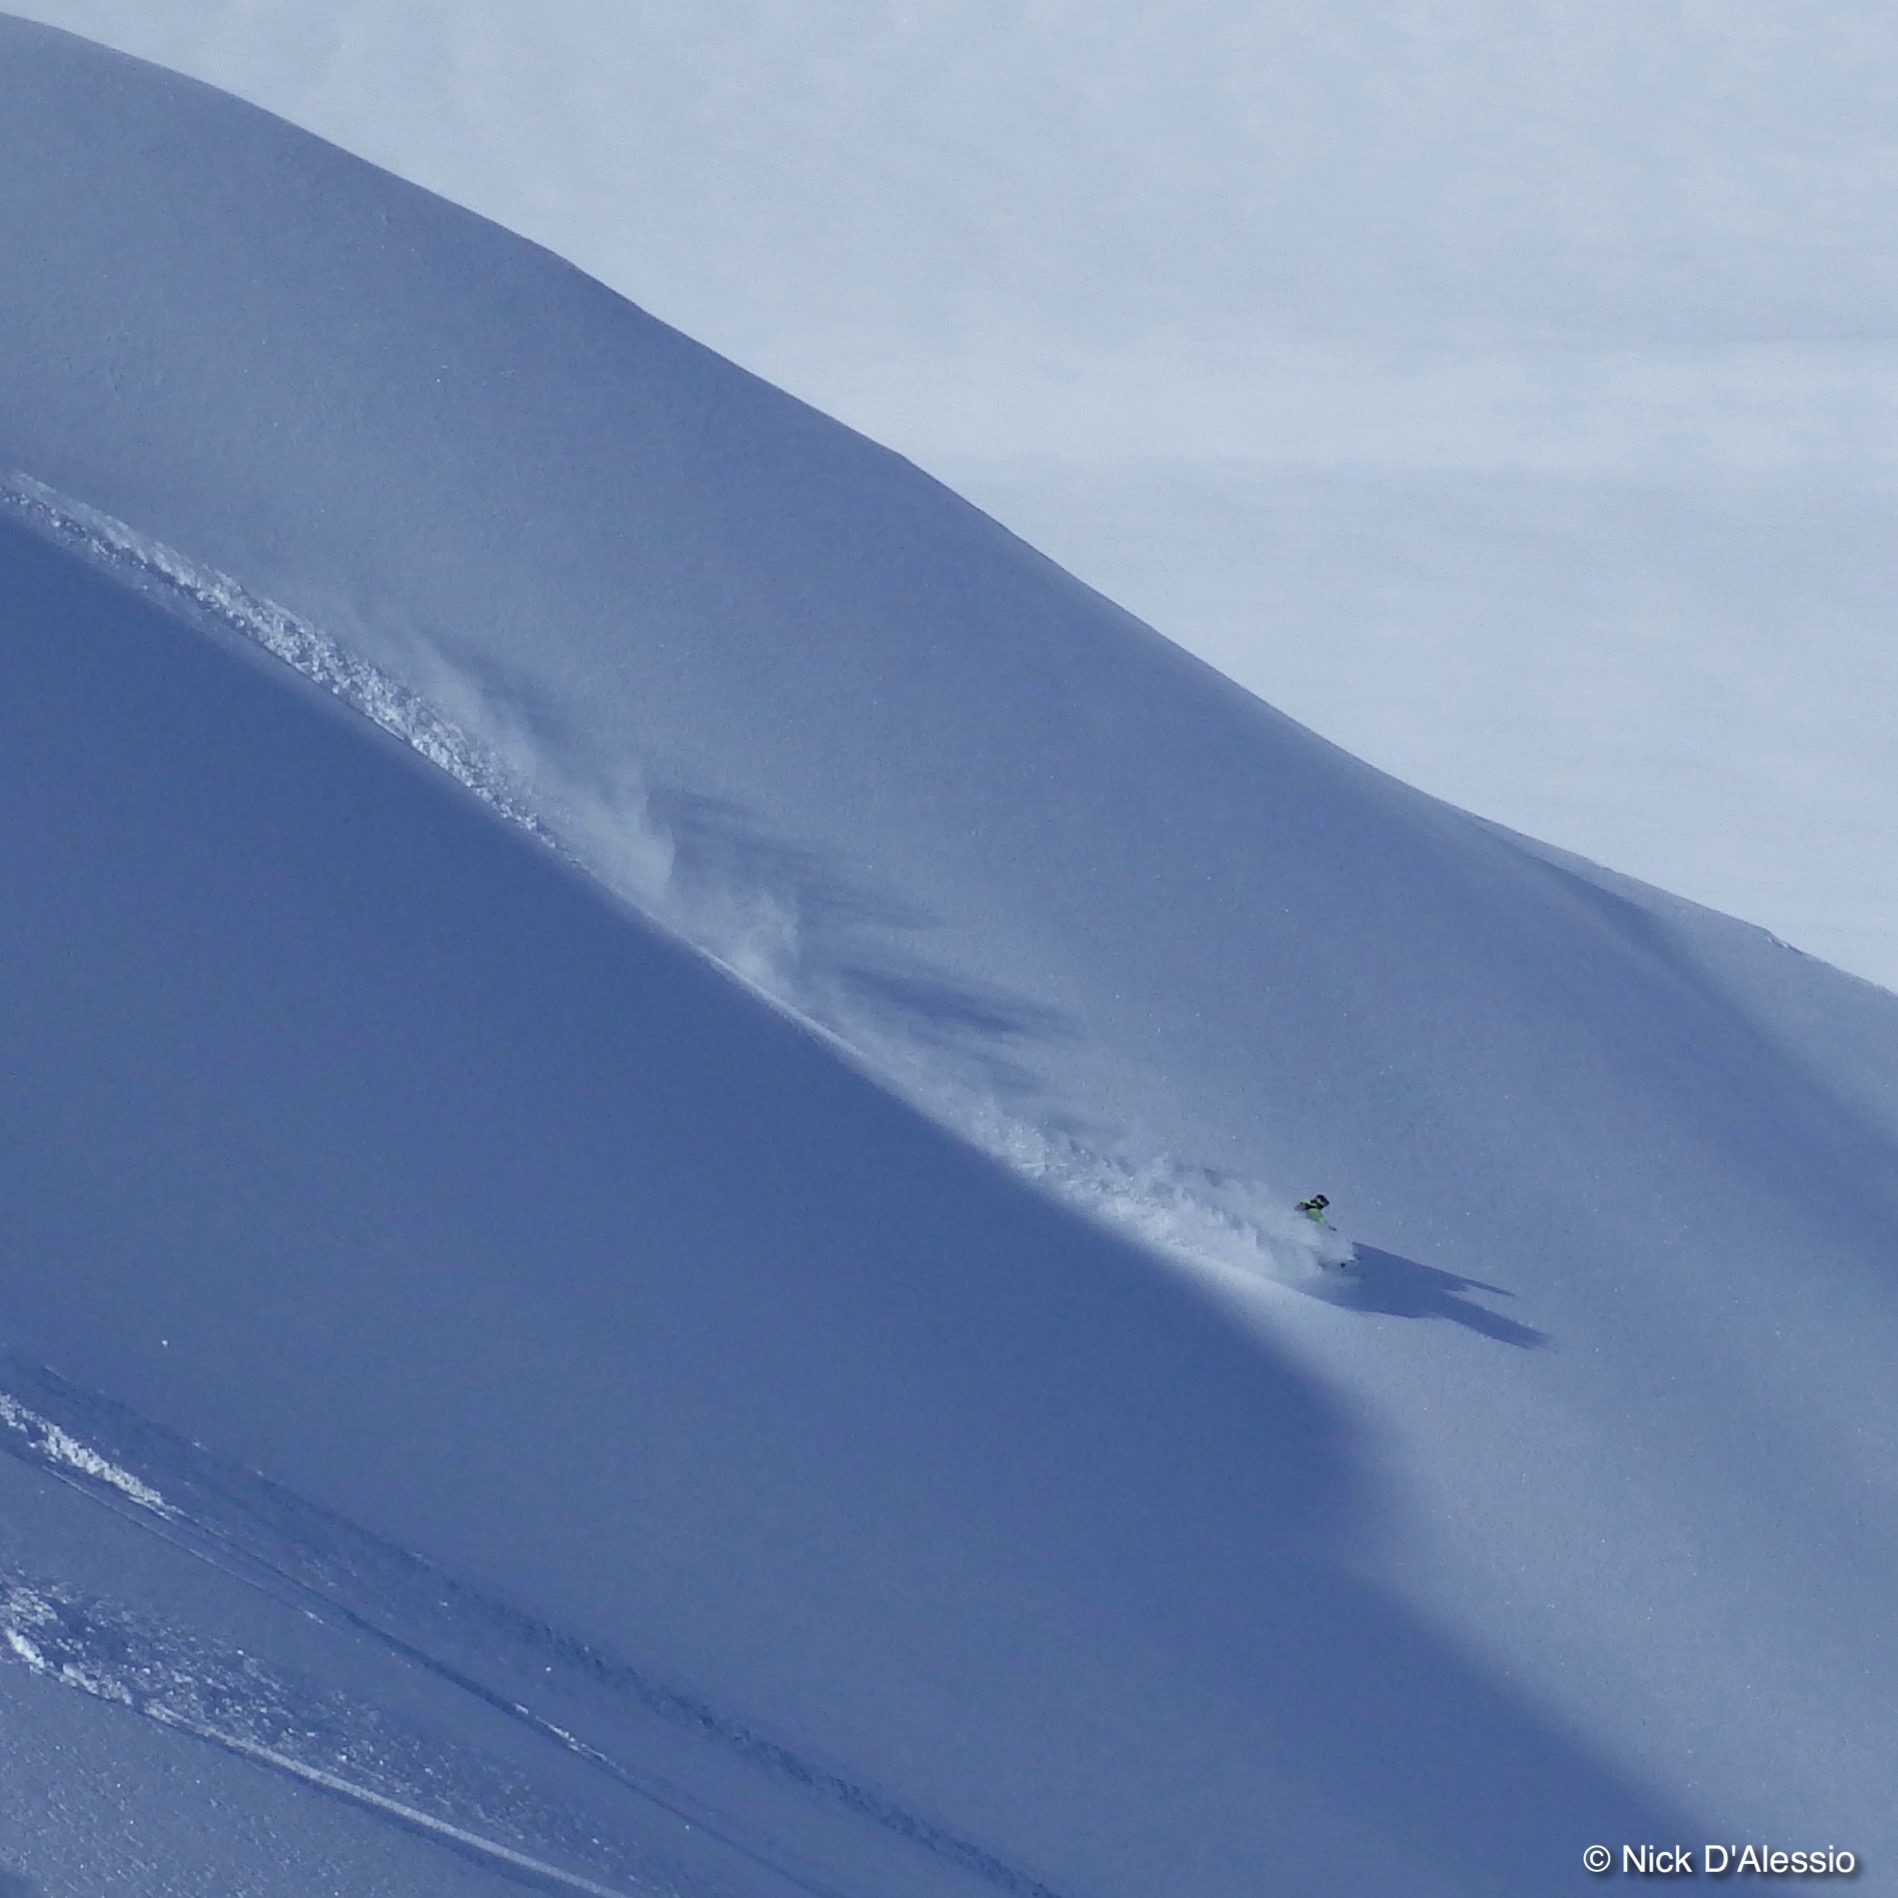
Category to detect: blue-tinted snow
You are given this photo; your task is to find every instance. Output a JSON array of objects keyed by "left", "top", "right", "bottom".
[
  {"left": 0, "top": 15, "right": 1896, "bottom": 1895},
  {"left": 0, "top": 513, "right": 1687, "bottom": 1892}
]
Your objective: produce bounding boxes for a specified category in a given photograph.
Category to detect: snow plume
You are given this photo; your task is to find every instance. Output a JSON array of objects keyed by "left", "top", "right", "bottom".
[
  {"left": 0, "top": 474, "right": 832, "bottom": 1012},
  {"left": 0, "top": 475, "right": 558, "bottom": 848},
  {"left": 973, "top": 1110, "right": 1356, "bottom": 1283},
  {"left": 0, "top": 473, "right": 1339, "bottom": 1288}
]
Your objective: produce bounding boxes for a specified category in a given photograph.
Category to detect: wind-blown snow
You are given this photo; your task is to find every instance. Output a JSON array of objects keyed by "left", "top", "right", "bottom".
[
  {"left": 1, "top": 471, "right": 1351, "bottom": 1289},
  {"left": 0, "top": 15, "right": 1896, "bottom": 1897}
]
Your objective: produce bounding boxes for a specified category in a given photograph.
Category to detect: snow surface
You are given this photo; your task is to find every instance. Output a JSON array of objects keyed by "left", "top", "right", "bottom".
[
  {"left": 10, "top": 0, "right": 1898, "bottom": 989},
  {"left": 0, "top": 15, "right": 1896, "bottom": 1894}
]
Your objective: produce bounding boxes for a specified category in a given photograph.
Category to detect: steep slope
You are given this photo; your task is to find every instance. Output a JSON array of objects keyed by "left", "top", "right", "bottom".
[
  {"left": 1, "top": 15, "right": 1896, "bottom": 1892},
  {"left": 0, "top": 512, "right": 1690, "bottom": 1895},
  {"left": 18, "top": 0, "right": 1898, "bottom": 992}
]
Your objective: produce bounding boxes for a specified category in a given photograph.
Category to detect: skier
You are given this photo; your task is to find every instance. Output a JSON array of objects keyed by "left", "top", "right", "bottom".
[{"left": 1297, "top": 1193, "right": 1355, "bottom": 1272}]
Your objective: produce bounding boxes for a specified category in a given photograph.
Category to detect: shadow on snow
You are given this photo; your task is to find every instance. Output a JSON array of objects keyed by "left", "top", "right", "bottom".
[{"left": 1312, "top": 1246, "right": 1551, "bottom": 1349}]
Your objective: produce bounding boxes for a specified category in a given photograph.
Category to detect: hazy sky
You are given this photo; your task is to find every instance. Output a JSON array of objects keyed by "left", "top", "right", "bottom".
[
  {"left": 17, "top": 2, "right": 1898, "bottom": 356},
  {"left": 13, "top": 1, "right": 1898, "bottom": 986}
]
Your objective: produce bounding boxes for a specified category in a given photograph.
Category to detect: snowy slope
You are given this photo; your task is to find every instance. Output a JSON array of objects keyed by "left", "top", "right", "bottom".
[
  {"left": 0, "top": 509, "right": 1691, "bottom": 1895},
  {"left": 12, "top": 0, "right": 1898, "bottom": 989},
  {"left": 1, "top": 15, "right": 1896, "bottom": 1894}
]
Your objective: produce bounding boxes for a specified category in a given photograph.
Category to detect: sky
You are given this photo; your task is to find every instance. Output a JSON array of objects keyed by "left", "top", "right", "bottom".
[{"left": 12, "top": 0, "right": 1898, "bottom": 988}]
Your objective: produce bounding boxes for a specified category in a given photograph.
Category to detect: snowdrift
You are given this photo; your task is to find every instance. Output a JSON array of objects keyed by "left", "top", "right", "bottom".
[{"left": 1, "top": 14, "right": 1897, "bottom": 1894}]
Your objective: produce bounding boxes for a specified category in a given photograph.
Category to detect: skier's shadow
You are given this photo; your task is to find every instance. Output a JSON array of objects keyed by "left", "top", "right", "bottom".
[{"left": 1313, "top": 1246, "right": 1549, "bottom": 1349}]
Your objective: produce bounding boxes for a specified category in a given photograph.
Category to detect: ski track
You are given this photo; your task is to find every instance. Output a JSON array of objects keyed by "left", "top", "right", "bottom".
[
  {"left": 0, "top": 1573, "right": 667, "bottom": 1898},
  {"left": 1, "top": 1577, "right": 722, "bottom": 1898},
  {"left": 0, "top": 472, "right": 1350, "bottom": 1293},
  {"left": 0, "top": 1355, "right": 1072, "bottom": 1898}
]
